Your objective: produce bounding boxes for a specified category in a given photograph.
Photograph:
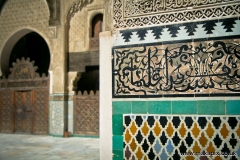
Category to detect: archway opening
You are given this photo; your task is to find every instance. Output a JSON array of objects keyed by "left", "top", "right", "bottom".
[
  {"left": 0, "top": 30, "right": 50, "bottom": 134},
  {"left": 77, "top": 65, "right": 99, "bottom": 94},
  {"left": 8, "top": 32, "right": 50, "bottom": 76},
  {"left": 91, "top": 14, "right": 103, "bottom": 38}
]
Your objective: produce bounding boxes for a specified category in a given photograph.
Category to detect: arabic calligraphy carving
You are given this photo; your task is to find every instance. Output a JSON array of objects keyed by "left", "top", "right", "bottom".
[
  {"left": 114, "top": 0, "right": 240, "bottom": 28},
  {"left": 113, "top": 40, "right": 240, "bottom": 97},
  {"left": 124, "top": 0, "right": 232, "bottom": 16}
]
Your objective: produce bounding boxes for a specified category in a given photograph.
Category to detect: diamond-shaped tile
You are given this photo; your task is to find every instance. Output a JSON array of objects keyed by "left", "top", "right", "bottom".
[
  {"left": 192, "top": 123, "right": 200, "bottom": 138},
  {"left": 227, "top": 117, "right": 238, "bottom": 129},
  {"left": 206, "top": 123, "right": 214, "bottom": 139},
  {"left": 130, "top": 121, "right": 138, "bottom": 135},
  {"left": 130, "top": 138, "right": 137, "bottom": 152},
  {"left": 199, "top": 132, "right": 208, "bottom": 147},
  {"left": 220, "top": 123, "right": 229, "bottom": 139},
  {"left": 178, "top": 123, "right": 187, "bottom": 138},
  {"left": 136, "top": 130, "right": 143, "bottom": 144},
  {"left": 166, "top": 122, "right": 174, "bottom": 137},
  {"left": 125, "top": 129, "right": 131, "bottom": 143},
  {"left": 153, "top": 122, "right": 161, "bottom": 136},
  {"left": 141, "top": 122, "right": 149, "bottom": 136}
]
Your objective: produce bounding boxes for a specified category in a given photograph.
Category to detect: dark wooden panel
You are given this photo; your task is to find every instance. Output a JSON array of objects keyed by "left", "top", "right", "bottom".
[
  {"left": 14, "top": 91, "right": 33, "bottom": 133},
  {"left": 1, "top": 91, "right": 14, "bottom": 133},
  {"left": 33, "top": 89, "right": 49, "bottom": 135}
]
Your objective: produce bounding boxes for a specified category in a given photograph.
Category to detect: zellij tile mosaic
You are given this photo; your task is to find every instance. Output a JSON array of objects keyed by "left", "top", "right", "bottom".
[{"left": 123, "top": 115, "right": 240, "bottom": 160}]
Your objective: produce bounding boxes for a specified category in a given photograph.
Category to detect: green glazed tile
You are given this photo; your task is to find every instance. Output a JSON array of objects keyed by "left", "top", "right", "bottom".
[
  {"left": 172, "top": 101, "right": 197, "bottom": 114},
  {"left": 113, "top": 149, "right": 123, "bottom": 160},
  {"left": 198, "top": 100, "right": 225, "bottom": 115},
  {"left": 112, "top": 136, "right": 123, "bottom": 150},
  {"left": 226, "top": 100, "right": 240, "bottom": 115},
  {"left": 148, "top": 101, "right": 171, "bottom": 114},
  {"left": 112, "top": 114, "right": 123, "bottom": 135},
  {"left": 112, "top": 101, "right": 131, "bottom": 114},
  {"left": 132, "top": 101, "right": 147, "bottom": 114}
]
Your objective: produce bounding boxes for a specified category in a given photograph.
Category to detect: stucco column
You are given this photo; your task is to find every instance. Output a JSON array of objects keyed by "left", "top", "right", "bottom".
[
  {"left": 99, "top": 31, "right": 113, "bottom": 159},
  {"left": 49, "top": 22, "right": 69, "bottom": 137}
]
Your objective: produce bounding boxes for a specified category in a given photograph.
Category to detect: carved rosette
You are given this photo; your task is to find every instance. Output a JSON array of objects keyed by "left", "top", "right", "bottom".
[
  {"left": 8, "top": 57, "right": 38, "bottom": 79},
  {"left": 0, "top": 57, "right": 49, "bottom": 89}
]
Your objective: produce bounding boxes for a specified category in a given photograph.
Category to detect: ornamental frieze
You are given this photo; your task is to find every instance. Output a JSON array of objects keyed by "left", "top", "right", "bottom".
[
  {"left": 124, "top": 0, "right": 235, "bottom": 16},
  {"left": 114, "top": 0, "right": 240, "bottom": 28}
]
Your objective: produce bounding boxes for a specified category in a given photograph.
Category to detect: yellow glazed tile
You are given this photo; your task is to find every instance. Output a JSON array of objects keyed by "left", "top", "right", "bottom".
[
  {"left": 130, "top": 121, "right": 137, "bottom": 135},
  {"left": 136, "top": 146, "right": 143, "bottom": 160},
  {"left": 179, "top": 123, "right": 187, "bottom": 138},
  {"left": 144, "top": 155, "right": 148, "bottom": 160},
  {"left": 192, "top": 141, "right": 201, "bottom": 153},
  {"left": 166, "top": 122, "right": 174, "bottom": 137},
  {"left": 220, "top": 123, "right": 229, "bottom": 139},
  {"left": 153, "top": 122, "right": 161, "bottom": 136},
  {"left": 237, "top": 124, "right": 240, "bottom": 138},
  {"left": 199, "top": 132, "right": 208, "bottom": 147},
  {"left": 214, "top": 156, "right": 222, "bottom": 160},
  {"left": 130, "top": 138, "right": 137, "bottom": 152},
  {"left": 206, "top": 123, "right": 214, "bottom": 138},
  {"left": 192, "top": 123, "right": 200, "bottom": 138},
  {"left": 141, "top": 121, "right": 149, "bottom": 136},
  {"left": 125, "top": 129, "right": 131, "bottom": 143},
  {"left": 185, "top": 150, "right": 195, "bottom": 160},
  {"left": 186, "top": 155, "right": 195, "bottom": 160},
  {"left": 206, "top": 141, "right": 215, "bottom": 153}
]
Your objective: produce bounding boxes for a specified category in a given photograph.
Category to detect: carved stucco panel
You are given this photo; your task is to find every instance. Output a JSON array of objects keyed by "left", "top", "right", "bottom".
[
  {"left": 53, "top": 66, "right": 64, "bottom": 93},
  {"left": 68, "top": 0, "right": 104, "bottom": 52},
  {"left": 0, "top": 0, "right": 51, "bottom": 49},
  {"left": 69, "top": 10, "right": 87, "bottom": 52}
]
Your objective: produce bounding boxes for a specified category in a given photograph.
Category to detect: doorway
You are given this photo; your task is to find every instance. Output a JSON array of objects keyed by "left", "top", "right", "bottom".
[{"left": 14, "top": 91, "right": 33, "bottom": 133}]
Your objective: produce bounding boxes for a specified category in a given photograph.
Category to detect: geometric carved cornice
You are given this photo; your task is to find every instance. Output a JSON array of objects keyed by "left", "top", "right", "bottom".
[{"left": 113, "top": 0, "right": 240, "bottom": 28}]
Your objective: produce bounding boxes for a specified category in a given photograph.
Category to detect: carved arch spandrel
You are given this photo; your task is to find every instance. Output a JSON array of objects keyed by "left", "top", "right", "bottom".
[{"left": 66, "top": 0, "right": 94, "bottom": 22}]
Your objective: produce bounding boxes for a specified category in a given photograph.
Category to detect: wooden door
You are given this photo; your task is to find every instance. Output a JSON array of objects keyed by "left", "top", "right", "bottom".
[{"left": 15, "top": 91, "right": 33, "bottom": 133}]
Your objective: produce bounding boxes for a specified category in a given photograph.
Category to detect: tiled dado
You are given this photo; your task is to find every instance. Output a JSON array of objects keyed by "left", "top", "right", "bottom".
[
  {"left": 124, "top": 115, "right": 240, "bottom": 160},
  {"left": 49, "top": 94, "right": 73, "bottom": 137},
  {"left": 112, "top": 100, "right": 240, "bottom": 160}
]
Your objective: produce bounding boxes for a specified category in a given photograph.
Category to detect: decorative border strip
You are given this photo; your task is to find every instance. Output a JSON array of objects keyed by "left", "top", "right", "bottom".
[
  {"left": 114, "top": 18, "right": 240, "bottom": 46},
  {"left": 113, "top": 0, "right": 240, "bottom": 28},
  {"left": 50, "top": 94, "right": 73, "bottom": 101}
]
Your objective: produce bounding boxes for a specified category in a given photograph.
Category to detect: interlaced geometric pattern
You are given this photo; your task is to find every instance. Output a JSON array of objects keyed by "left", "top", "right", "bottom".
[
  {"left": 74, "top": 95, "right": 99, "bottom": 135},
  {"left": 124, "top": 115, "right": 240, "bottom": 160},
  {"left": 34, "top": 90, "right": 48, "bottom": 134},
  {"left": 1, "top": 91, "right": 13, "bottom": 132},
  {"left": 15, "top": 92, "right": 24, "bottom": 133}
]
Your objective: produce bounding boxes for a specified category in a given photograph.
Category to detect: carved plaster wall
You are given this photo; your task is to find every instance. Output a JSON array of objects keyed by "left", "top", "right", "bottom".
[
  {"left": 68, "top": 0, "right": 104, "bottom": 52},
  {"left": 67, "top": 0, "right": 105, "bottom": 93},
  {"left": 0, "top": 0, "right": 70, "bottom": 94},
  {"left": 0, "top": 0, "right": 51, "bottom": 52}
]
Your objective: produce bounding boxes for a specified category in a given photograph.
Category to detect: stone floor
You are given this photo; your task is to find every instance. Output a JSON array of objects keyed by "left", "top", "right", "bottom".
[{"left": 0, "top": 134, "right": 99, "bottom": 160}]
